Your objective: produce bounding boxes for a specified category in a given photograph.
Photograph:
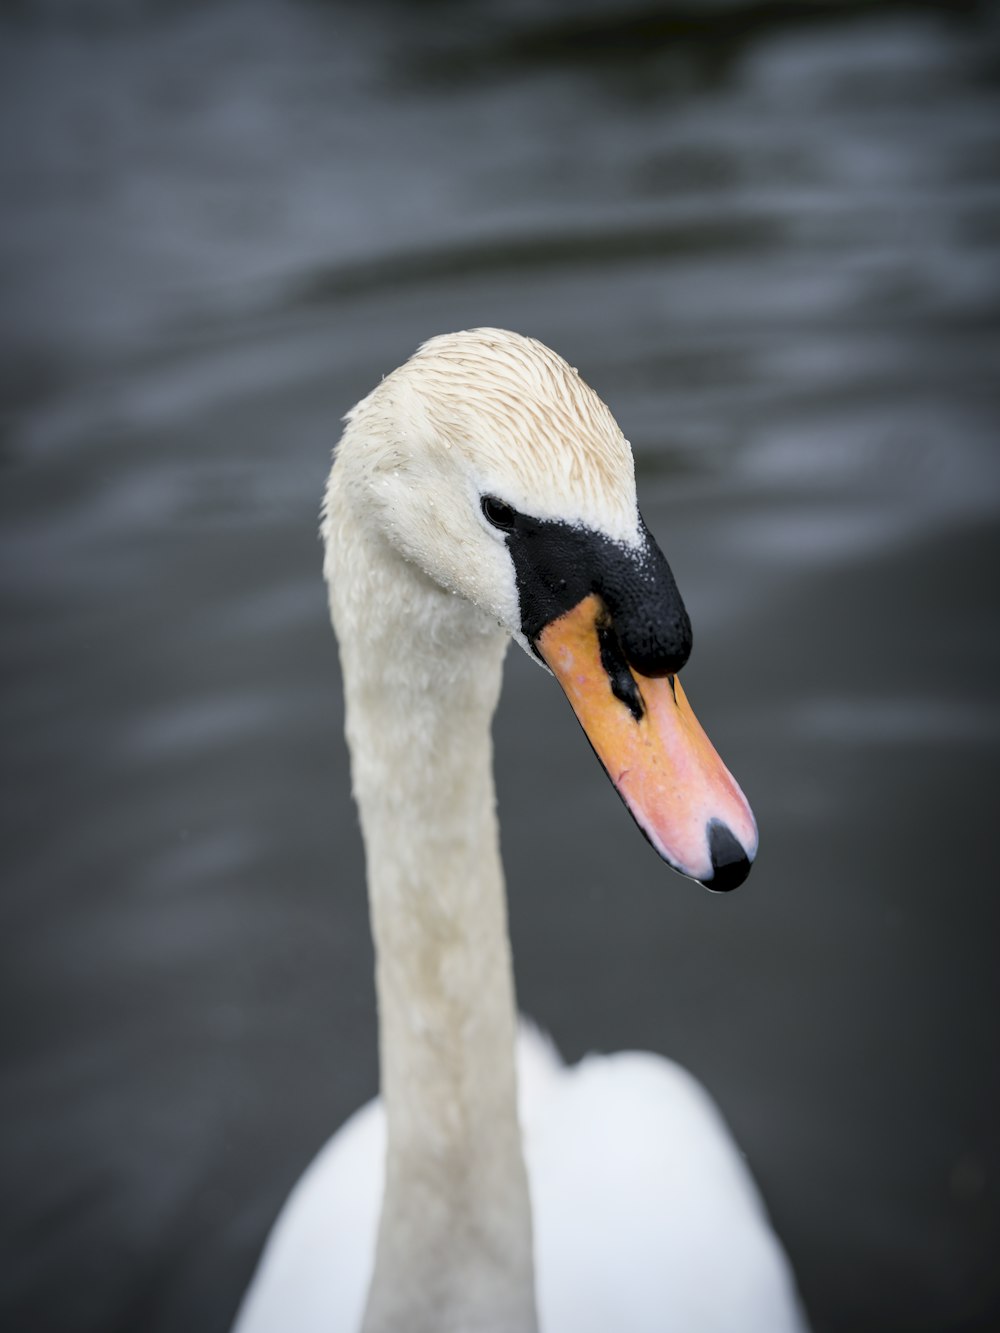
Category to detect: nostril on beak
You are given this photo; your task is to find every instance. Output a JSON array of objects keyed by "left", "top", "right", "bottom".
[{"left": 701, "top": 819, "right": 753, "bottom": 893}]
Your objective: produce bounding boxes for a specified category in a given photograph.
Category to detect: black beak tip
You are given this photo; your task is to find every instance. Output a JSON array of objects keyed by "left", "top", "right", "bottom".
[{"left": 700, "top": 819, "right": 754, "bottom": 893}]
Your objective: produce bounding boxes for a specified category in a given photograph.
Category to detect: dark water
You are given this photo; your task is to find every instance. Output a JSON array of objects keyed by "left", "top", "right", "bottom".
[{"left": 2, "top": 2, "right": 999, "bottom": 1330}]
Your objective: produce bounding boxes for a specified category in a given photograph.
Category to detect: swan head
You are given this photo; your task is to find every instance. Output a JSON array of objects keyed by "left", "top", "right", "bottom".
[{"left": 330, "top": 328, "right": 757, "bottom": 891}]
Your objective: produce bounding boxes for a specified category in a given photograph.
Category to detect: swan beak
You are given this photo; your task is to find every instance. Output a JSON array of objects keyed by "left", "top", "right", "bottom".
[{"left": 537, "top": 594, "right": 758, "bottom": 891}]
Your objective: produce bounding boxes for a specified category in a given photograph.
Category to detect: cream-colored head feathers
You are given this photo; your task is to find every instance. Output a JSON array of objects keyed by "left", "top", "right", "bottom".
[
  {"left": 401, "top": 329, "right": 636, "bottom": 532},
  {"left": 325, "top": 328, "right": 641, "bottom": 650}
]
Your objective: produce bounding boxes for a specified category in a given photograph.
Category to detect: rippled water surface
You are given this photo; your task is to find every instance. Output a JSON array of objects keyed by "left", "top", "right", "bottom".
[{"left": 2, "top": 3, "right": 999, "bottom": 1331}]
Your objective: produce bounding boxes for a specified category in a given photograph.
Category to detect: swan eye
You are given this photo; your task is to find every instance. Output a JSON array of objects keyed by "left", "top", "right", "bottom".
[{"left": 481, "top": 496, "right": 517, "bottom": 531}]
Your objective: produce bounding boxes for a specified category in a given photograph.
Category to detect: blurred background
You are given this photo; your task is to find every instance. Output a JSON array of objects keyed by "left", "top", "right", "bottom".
[{"left": 2, "top": 1, "right": 999, "bottom": 1330}]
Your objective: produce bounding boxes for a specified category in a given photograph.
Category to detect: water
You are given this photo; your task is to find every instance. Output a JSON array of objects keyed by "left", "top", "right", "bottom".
[{"left": 2, "top": 2, "right": 999, "bottom": 1330}]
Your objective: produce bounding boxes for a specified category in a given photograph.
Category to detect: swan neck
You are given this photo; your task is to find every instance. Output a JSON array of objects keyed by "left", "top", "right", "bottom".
[{"left": 328, "top": 505, "right": 537, "bottom": 1333}]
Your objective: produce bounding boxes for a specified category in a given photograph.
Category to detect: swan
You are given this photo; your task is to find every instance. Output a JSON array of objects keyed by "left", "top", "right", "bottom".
[{"left": 233, "top": 329, "right": 808, "bottom": 1333}]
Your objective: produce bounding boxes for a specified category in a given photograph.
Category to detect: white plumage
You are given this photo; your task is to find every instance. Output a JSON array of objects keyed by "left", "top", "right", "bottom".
[{"left": 233, "top": 330, "right": 808, "bottom": 1333}]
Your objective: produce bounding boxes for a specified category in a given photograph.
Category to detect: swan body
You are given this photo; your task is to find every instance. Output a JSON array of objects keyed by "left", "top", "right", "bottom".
[
  {"left": 234, "top": 330, "right": 807, "bottom": 1333},
  {"left": 236, "top": 1030, "right": 803, "bottom": 1333}
]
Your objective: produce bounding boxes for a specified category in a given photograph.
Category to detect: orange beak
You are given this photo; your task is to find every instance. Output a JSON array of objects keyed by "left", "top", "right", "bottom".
[{"left": 537, "top": 594, "right": 758, "bottom": 890}]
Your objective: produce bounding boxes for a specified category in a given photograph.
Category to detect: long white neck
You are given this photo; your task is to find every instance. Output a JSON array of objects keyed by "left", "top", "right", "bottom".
[{"left": 325, "top": 476, "right": 538, "bottom": 1333}]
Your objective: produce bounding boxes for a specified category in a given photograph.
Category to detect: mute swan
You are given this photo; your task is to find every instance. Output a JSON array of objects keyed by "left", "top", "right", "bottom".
[{"left": 233, "top": 329, "right": 807, "bottom": 1333}]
